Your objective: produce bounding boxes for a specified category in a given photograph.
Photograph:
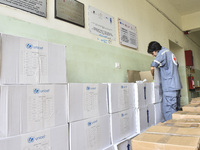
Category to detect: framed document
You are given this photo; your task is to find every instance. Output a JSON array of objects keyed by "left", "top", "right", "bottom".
[
  {"left": 55, "top": 0, "right": 85, "bottom": 27},
  {"left": 118, "top": 18, "right": 138, "bottom": 49},
  {"left": 0, "top": 0, "right": 47, "bottom": 17},
  {"left": 88, "top": 6, "right": 115, "bottom": 40}
]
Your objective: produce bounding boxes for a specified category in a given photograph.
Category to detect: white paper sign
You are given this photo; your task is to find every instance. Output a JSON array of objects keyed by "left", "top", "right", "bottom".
[
  {"left": 118, "top": 18, "right": 138, "bottom": 49},
  {"left": 27, "top": 85, "right": 55, "bottom": 132},
  {"left": 89, "top": 6, "right": 115, "bottom": 40}
]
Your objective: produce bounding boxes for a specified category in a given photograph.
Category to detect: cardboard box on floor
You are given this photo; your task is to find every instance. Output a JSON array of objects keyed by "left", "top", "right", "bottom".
[
  {"left": 157, "top": 122, "right": 200, "bottom": 128},
  {"left": 165, "top": 118, "right": 200, "bottom": 124},
  {"left": 190, "top": 97, "right": 200, "bottom": 104},
  {"left": 132, "top": 132, "right": 200, "bottom": 150},
  {"left": 145, "top": 125, "right": 200, "bottom": 137},
  {"left": 182, "top": 103, "right": 200, "bottom": 112},
  {"left": 172, "top": 111, "right": 200, "bottom": 119}
]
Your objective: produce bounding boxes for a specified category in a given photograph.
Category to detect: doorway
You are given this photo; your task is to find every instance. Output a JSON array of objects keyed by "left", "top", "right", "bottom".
[{"left": 169, "top": 40, "right": 189, "bottom": 105}]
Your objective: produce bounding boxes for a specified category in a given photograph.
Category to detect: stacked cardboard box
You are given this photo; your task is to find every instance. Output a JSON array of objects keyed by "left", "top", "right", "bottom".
[
  {"left": 0, "top": 85, "right": 67, "bottom": 137},
  {"left": 68, "top": 83, "right": 111, "bottom": 150},
  {"left": 132, "top": 98, "right": 200, "bottom": 150},
  {"left": 182, "top": 103, "right": 200, "bottom": 112},
  {"left": 132, "top": 121, "right": 200, "bottom": 149},
  {"left": 108, "top": 83, "right": 137, "bottom": 144},
  {"left": 132, "top": 132, "right": 200, "bottom": 150},
  {"left": 136, "top": 82, "right": 163, "bottom": 132},
  {"left": 0, "top": 125, "right": 69, "bottom": 150},
  {"left": 0, "top": 34, "right": 67, "bottom": 84},
  {"left": 0, "top": 34, "right": 68, "bottom": 150},
  {"left": 190, "top": 97, "right": 200, "bottom": 104},
  {"left": 107, "top": 70, "right": 163, "bottom": 149}
]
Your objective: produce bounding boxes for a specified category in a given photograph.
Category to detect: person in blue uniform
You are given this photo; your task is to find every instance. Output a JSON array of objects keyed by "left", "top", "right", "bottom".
[{"left": 147, "top": 41, "right": 182, "bottom": 121}]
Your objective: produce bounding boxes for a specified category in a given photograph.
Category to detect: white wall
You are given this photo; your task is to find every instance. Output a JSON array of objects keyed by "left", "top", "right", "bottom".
[{"left": 0, "top": 0, "right": 200, "bottom": 104}]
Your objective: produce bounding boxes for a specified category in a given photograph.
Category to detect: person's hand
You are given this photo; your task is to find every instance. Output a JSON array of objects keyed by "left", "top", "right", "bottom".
[{"left": 151, "top": 67, "right": 154, "bottom": 77}]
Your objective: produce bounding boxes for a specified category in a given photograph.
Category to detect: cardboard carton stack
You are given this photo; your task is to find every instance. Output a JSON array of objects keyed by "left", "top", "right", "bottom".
[
  {"left": 107, "top": 68, "right": 164, "bottom": 149},
  {"left": 68, "top": 83, "right": 111, "bottom": 150},
  {"left": 132, "top": 132, "right": 200, "bottom": 150},
  {"left": 107, "top": 83, "right": 137, "bottom": 150},
  {"left": 190, "top": 97, "right": 200, "bottom": 104},
  {"left": 0, "top": 34, "right": 68, "bottom": 150},
  {"left": 132, "top": 119, "right": 200, "bottom": 149},
  {"left": 131, "top": 97, "right": 200, "bottom": 150},
  {"left": 133, "top": 69, "right": 164, "bottom": 133}
]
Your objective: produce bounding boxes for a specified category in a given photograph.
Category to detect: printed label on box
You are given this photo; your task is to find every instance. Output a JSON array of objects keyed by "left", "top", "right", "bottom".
[
  {"left": 120, "top": 85, "right": 129, "bottom": 109},
  {"left": 27, "top": 85, "right": 55, "bottom": 132},
  {"left": 19, "top": 38, "right": 48, "bottom": 83},
  {"left": 86, "top": 119, "right": 101, "bottom": 150},
  {"left": 120, "top": 113, "right": 130, "bottom": 135},
  {"left": 22, "top": 130, "right": 51, "bottom": 150},
  {"left": 83, "top": 84, "right": 99, "bottom": 117}
]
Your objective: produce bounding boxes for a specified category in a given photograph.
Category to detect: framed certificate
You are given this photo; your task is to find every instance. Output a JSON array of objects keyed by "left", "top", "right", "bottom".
[
  {"left": 55, "top": 0, "right": 85, "bottom": 27},
  {"left": 118, "top": 18, "right": 138, "bottom": 49},
  {"left": 88, "top": 6, "right": 116, "bottom": 40},
  {"left": 0, "top": 0, "right": 47, "bottom": 17}
]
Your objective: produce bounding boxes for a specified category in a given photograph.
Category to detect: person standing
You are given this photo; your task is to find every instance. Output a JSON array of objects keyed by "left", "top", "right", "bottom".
[{"left": 147, "top": 41, "right": 182, "bottom": 121}]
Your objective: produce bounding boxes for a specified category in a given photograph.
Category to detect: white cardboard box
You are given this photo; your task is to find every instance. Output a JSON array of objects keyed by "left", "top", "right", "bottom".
[
  {"left": 103, "top": 145, "right": 115, "bottom": 150},
  {"left": 146, "top": 82, "right": 162, "bottom": 104},
  {"left": 136, "top": 104, "right": 155, "bottom": 132},
  {"left": 70, "top": 115, "right": 111, "bottom": 150},
  {"left": 136, "top": 106, "right": 148, "bottom": 133},
  {"left": 108, "top": 83, "right": 135, "bottom": 113},
  {"left": 0, "top": 85, "right": 67, "bottom": 137},
  {"left": 114, "top": 139, "right": 131, "bottom": 150},
  {"left": 134, "top": 83, "right": 146, "bottom": 108},
  {"left": 154, "top": 102, "right": 165, "bottom": 124},
  {"left": 68, "top": 83, "right": 108, "bottom": 122},
  {"left": 147, "top": 104, "right": 156, "bottom": 127},
  {"left": 0, "top": 34, "right": 67, "bottom": 84},
  {"left": 146, "top": 82, "right": 154, "bottom": 105},
  {"left": 110, "top": 108, "right": 137, "bottom": 144},
  {"left": 0, "top": 125, "right": 69, "bottom": 150}
]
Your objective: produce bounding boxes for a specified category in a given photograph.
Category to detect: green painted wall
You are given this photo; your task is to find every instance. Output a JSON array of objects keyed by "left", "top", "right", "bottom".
[{"left": 0, "top": 14, "right": 153, "bottom": 83}]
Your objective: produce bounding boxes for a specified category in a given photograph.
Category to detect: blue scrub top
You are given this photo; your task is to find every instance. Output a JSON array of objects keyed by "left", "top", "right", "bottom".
[{"left": 151, "top": 47, "right": 182, "bottom": 92}]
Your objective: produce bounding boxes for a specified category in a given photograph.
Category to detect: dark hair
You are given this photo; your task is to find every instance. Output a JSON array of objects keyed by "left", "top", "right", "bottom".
[{"left": 147, "top": 41, "right": 162, "bottom": 54}]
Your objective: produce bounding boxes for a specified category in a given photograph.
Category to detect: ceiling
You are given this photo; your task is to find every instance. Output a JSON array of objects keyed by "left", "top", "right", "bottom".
[
  {"left": 167, "top": 0, "right": 200, "bottom": 15},
  {"left": 165, "top": 0, "right": 200, "bottom": 45}
]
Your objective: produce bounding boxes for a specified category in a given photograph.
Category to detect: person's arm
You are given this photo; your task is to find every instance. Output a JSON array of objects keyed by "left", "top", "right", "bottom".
[
  {"left": 151, "top": 67, "right": 154, "bottom": 77},
  {"left": 151, "top": 52, "right": 166, "bottom": 68}
]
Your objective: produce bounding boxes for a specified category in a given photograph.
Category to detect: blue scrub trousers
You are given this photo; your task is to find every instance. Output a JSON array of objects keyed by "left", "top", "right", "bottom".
[{"left": 162, "top": 90, "right": 181, "bottom": 121}]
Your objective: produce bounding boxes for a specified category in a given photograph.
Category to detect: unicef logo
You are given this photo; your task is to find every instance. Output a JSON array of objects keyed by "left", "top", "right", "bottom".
[
  {"left": 33, "top": 88, "right": 40, "bottom": 94},
  {"left": 86, "top": 86, "right": 90, "bottom": 90},
  {"left": 26, "top": 43, "right": 33, "bottom": 49},
  {"left": 88, "top": 122, "right": 91, "bottom": 126},
  {"left": 28, "top": 137, "right": 34, "bottom": 143}
]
